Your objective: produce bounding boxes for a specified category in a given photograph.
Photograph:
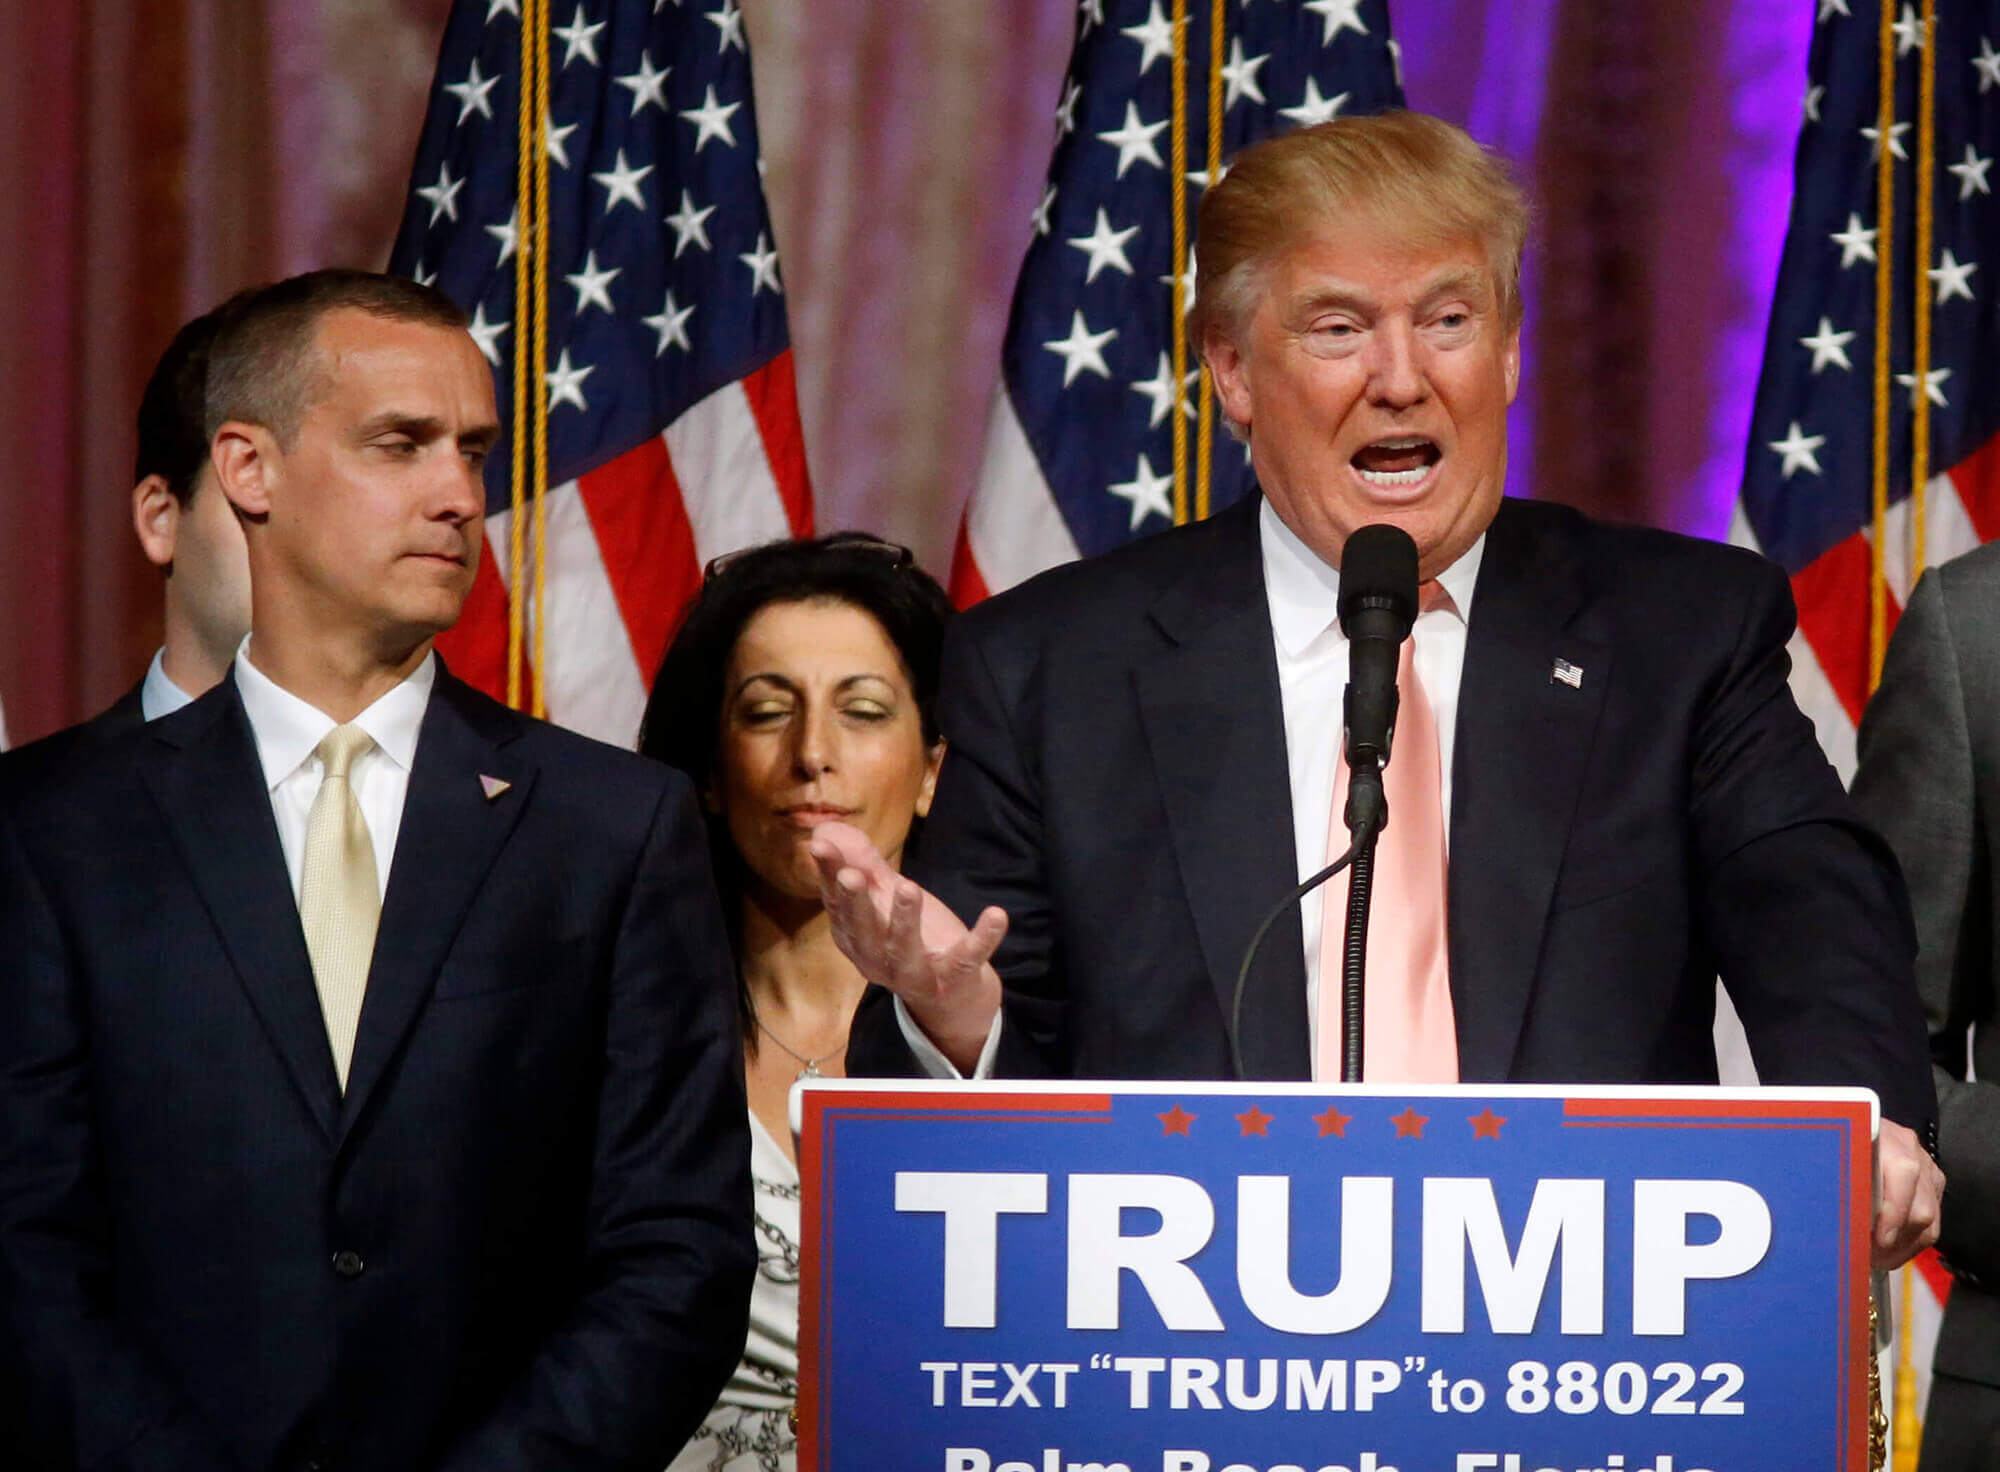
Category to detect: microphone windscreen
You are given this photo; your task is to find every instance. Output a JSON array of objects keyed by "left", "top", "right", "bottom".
[{"left": 1337, "top": 523, "right": 1420, "bottom": 639}]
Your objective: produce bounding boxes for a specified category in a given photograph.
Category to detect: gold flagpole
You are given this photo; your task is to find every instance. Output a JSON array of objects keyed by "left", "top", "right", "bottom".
[
  {"left": 1909, "top": 0, "right": 1937, "bottom": 589},
  {"left": 1169, "top": 0, "right": 1191, "bottom": 525},
  {"left": 1867, "top": 0, "right": 1896, "bottom": 694},
  {"left": 529, "top": 0, "right": 552, "bottom": 719},
  {"left": 1193, "top": 0, "right": 1225, "bottom": 522},
  {"left": 1889, "top": 20, "right": 1940, "bottom": 1463},
  {"left": 506, "top": 0, "right": 541, "bottom": 710}
]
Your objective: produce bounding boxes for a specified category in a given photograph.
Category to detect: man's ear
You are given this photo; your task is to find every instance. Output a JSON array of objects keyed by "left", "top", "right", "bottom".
[
  {"left": 210, "top": 424, "right": 276, "bottom": 520},
  {"left": 915, "top": 739, "right": 945, "bottom": 820},
  {"left": 1205, "top": 333, "right": 1252, "bottom": 435},
  {"left": 131, "top": 475, "right": 180, "bottom": 572}
]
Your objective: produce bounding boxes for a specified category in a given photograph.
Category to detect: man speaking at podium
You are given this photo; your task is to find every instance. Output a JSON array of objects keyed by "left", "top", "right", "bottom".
[{"left": 813, "top": 112, "right": 1943, "bottom": 1270}]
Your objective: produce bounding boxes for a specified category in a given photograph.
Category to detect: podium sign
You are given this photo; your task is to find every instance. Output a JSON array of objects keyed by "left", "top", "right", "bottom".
[{"left": 797, "top": 1082, "right": 1874, "bottom": 1472}]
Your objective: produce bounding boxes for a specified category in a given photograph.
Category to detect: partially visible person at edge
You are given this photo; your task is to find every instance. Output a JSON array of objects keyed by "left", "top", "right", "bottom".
[
  {"left": 126, "top": 295, "right": 257, "bottom": 720},
  {"left": 808, "top": 109, "right": 1943, "bottom": 1271},
  {"left": 639, "top": 533, "right": 953, "bottom": 1472},
  {"left": 1, "top": 295, "right": 252, "bottom": 779}
]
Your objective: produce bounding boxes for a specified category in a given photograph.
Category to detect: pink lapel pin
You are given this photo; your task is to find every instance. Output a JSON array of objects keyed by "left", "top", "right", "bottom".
[{"left": 479, "top": 774, "right": 512, "bottom": 801}]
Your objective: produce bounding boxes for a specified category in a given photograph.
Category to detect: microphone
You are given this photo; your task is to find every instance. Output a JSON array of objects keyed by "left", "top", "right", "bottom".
[
  {"left": 1336, "top": 524, "right": 1419, "bottom": 839},
  {"left": 1227, "top": 522, "right": 1419, "bottom": 1081}
]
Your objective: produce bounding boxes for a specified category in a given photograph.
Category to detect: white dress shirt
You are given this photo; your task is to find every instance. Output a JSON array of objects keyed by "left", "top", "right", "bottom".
[
  {"left": 139, "top": 648, "right": 195, "bottom": 722},
  {"left": 897, "top": 503, "right": 1486, "bottom": 1081},
  {"left": 233, "top": 641, "right": 436, "bottom": 902}
]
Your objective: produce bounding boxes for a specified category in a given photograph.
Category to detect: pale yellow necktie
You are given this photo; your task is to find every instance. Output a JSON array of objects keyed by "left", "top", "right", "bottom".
[{"left": 299, "top": 724, "right": 380, "bottom": 1090}]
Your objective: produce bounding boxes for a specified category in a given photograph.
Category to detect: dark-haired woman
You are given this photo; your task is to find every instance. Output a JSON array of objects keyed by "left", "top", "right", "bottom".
[{"left": 642, "top": 533, "right": 953, "bottom": 1472}]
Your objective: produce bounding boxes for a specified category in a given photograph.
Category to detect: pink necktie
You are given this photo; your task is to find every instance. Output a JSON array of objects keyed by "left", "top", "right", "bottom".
[{"left": 1315, "top": 584, "right": 1459, "bottom": 1083}]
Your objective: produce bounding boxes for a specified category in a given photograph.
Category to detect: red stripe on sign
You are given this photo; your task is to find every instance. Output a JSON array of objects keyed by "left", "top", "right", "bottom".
[
  {"left": 947, "top": 517, "right": 989, "bottom": 608},
  {"left": 807, "top": 1090, "right": 1115, "bottom": 1114},
  {"left": 742, "top": 351, "right": 814, "bottom": 537},
  {"left": 436, "top": 541, "right": 516, "bottom": 701},
  {"left": 576, "top": 436, "right": 702, "bottom": 689},
  {"left": 1791, "top": 530, "right": 1900, "bottom": 728},
  {"left": 1948, "top": 429, "right": 2000, "bottom": 543},
  {"left": 1562, "top": 1096, "right": 1873, "bottom": 1122}
]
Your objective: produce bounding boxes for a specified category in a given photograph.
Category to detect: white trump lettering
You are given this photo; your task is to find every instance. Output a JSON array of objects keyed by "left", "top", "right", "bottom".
[
  {"left": 894, "top": 1171, "right": 1049, "bottom": 1328},
  {"left": 1421, "top": 1178, "right": 1605, "bottom": 1334},
  {"left": 1632, "top": 1179, "right": 1773, "bottom": 1335},
  {"left": 1237, "top": 1175, "right": 1394, "bottom": 1333},
  {"left": 1067, "top": 1174, "right": 1224, "bottom": 1331}
]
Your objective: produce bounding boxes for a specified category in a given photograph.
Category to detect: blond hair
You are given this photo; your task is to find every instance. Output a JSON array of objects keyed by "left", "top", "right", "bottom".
[{"left": 1193, "top": 110, "right": 1529, "bottom": 351}]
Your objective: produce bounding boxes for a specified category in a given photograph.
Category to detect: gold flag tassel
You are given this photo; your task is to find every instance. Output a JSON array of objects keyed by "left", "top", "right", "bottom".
[
  {"left": 1892, "top": 1266, "right": 1921, "bottom": 1471},
  {"left": 1871, "top": 1294, "right": 1890, "bottom": 1470}
]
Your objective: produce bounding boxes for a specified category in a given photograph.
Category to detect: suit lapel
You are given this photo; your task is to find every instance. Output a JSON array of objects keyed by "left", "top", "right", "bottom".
[
  {"left": 1448, "top": 500, "right": 1610, "bottom": 1079},
  {"left": 141, "top": 686, "right": 342, "bottom": 1140},
  {"left": 338, "top": 674, "right": 535, "bottom": 1142},
  {"left": 1133, "top": 499, "right": 1311, "bottom": 1079}
]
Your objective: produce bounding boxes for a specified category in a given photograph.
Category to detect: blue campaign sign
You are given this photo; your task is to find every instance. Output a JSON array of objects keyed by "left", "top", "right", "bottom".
[{"left": 796, "top": 1082, "right": 1873, "bottom": 1472}]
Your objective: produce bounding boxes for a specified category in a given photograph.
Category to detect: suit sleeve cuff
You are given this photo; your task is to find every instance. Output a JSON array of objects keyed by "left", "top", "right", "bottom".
[{"left": 892, "top": 996, "right": 1003, "bottom": 1079}]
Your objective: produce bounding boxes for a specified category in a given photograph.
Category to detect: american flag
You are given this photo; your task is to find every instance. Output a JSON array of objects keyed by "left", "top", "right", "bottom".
[
  {"left": 952, "top": 0, "right": 1403, "bottom": 603},
  {"left": 1734, "top": 0, "right": 1996, "bottom": 1438},
  {"left": 391, "top": 0, "right": 811, "bottom": 744},
  {"left": 1736, "top": 0, "right": 2000, "bottom": 780}
]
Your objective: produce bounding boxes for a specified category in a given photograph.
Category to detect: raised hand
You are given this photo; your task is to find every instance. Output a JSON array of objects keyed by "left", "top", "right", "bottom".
[{"left": 809, "top": 821, "right": 1008, "bottom": 1074}]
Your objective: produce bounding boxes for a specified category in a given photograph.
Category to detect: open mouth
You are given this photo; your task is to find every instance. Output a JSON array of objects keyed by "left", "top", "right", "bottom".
[{"left": 1351, "top": 436, "right": 1442, "bottom": 488}]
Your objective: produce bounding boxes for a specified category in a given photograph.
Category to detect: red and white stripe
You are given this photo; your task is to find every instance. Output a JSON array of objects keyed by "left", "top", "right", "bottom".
[
  {"left": 948, "top": 385, "right": 1082, "bottom": 607},
  {"left": 1730, "top": 433, "right": 2000, "bottom": 782},
  {"left": 437, "top": 352, "right": 812, "bottom": 747}
]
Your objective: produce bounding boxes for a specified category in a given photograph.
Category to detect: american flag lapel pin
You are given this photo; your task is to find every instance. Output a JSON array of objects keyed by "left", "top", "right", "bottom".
[
  {"left": 479, "top": 774, "right": 512, "bottom": 801},
  {"left": 1551, "top": 658, "right": 1584, "bottom": 689}
]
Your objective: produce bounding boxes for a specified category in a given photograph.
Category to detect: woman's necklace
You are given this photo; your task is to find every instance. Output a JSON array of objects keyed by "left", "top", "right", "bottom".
[{"left": 757, "top": 1018, "right": 847, "bottom": 1081}]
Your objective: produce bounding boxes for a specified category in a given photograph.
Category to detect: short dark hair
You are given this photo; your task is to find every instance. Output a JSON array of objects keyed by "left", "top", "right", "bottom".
[
  {"left": 637, "top": 533, "right": 956, "bottom": 1038},
  {"left": 134, "top": 292, "right": 256, "bottom": 507},
  {"left": 204, "top": 268, "right": 472, "bottom": 447}
]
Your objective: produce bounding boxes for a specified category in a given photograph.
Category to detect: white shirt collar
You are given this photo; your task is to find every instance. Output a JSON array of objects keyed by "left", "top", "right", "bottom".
[
  {"left": 232, "top": 638, "right": 436, "bottom": 792},
  {"left": 1259, "top": 498, "right": 1486, "bottom": 658},
  {"left": 140, "top": 648, "right": 195, "bottom": 722}
]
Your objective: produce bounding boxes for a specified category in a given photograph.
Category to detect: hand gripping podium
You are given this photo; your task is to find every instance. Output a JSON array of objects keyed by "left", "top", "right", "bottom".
[{"left": 794, "top": 1082, "right": 1876, "bottom": 1472}]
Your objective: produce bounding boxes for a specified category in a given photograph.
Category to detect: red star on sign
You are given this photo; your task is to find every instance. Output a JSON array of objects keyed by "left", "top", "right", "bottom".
[
  {"left": 1236, "top": 1106, "right": 1273, "bottom": 1137},
  {"left": 1158, "top": 1105, "right": 1195, "bottom": 1136},
  {"left": 1312, "top": 1104, "right": 1352, "bottom": 1137},
  {"left": 1391, "top": 1106, "right": 1429, "bottom": 1138},
  {"left": 1469, "top": 1108, "right": 1507, "bottom": 1139}
]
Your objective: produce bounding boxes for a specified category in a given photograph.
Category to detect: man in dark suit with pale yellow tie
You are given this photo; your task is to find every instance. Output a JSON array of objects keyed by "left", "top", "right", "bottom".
[{"left": 0, "top": 270, "right": 753, "bottom": 1472}]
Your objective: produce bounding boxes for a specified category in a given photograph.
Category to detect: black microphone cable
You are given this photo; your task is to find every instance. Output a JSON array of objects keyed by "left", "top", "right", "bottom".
[{"left": 1227, "top": 800, "right": 1387, "bottom": 1082}]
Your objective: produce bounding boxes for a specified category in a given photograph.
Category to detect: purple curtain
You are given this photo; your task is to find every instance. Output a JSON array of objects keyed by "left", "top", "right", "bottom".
[{"left": 0, "top": 0, "right": 1816, "bottom": 743}]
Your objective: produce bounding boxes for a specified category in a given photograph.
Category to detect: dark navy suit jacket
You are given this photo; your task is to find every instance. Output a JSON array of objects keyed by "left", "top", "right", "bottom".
[
  {"left": 851, "top": 494, "right": 1935, "bottom": 1131},
  {"left": 0, "top": 667, "right": 754, "bottom": 1472}
]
